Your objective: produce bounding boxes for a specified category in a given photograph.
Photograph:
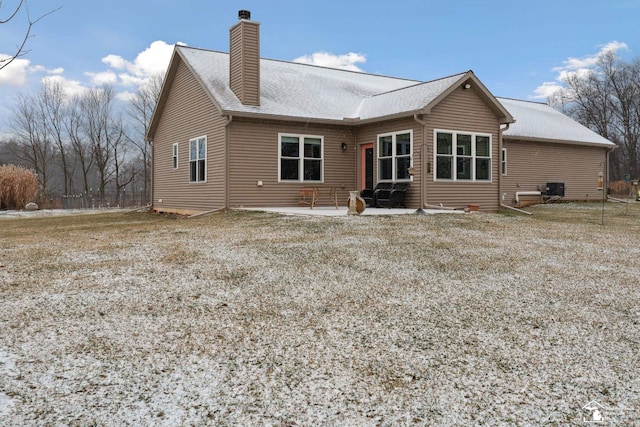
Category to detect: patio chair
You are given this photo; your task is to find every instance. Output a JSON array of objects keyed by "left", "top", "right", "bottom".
[
  {"left": 360, "top": 183, "right": 392, "bottom": 207},
  {"left": 375, "top": 183, "right": 409, "bottom": 208}
]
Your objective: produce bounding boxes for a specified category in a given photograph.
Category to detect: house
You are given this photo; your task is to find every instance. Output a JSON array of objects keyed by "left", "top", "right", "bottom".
[
  {"left": 146, "top": 10, "right": 616, "bottom": 215},
  {"left": 498, "top": 98, "right": 615, "bottom": 205}
]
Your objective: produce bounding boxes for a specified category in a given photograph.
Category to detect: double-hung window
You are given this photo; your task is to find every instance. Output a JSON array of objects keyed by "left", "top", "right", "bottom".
[
  {"left": 434, "top": 130, "right": 492, "bottom": 181},
  {"left": 172, "top": 143, "right": 179, "bottom": 169},
  {"left": 189, "top": 136, "right": 206, "bottom": 183},
  {"left": 501, "top": 148, "right": 507, "bottom": 176},
  {"left": 378, "top": 130, "right": 413, "bottom": 182},
  {"left": 279, "top": 134, "right": 323, "bottom": 182}
]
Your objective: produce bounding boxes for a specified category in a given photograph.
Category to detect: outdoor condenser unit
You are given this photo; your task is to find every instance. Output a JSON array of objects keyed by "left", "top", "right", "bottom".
[{"left": 546, "top": 182, "right": 565, "bottom": 197}]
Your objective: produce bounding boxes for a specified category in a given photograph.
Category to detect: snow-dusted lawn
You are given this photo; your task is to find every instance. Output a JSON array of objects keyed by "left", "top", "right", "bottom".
[{"left": 1, "top": 204, "right": 639, "bottom": 425}]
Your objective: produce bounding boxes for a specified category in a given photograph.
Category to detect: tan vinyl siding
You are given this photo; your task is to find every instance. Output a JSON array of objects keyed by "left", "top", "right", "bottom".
[
  {"left": 152, "top": 58, "right": 226, "bottom": 214},
  {"left": 426, "top": 86, "right": 501, "bottom": 211},
  {"left": 228, "top": 118, "right": 356, "bottom": 207},
  {"left": 229, "top": 20, "right": 260, "bottom": 106},
  {"left": 502, "top": 140, "right": 607, "bottom": 204},
  {"left": 356, "top": 117, "right": 423, "bottom": 208}
]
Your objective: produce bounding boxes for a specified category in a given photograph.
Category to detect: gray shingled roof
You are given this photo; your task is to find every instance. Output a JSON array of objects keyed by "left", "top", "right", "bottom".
[
  {"left": 175, "top": 46, "right": 615, "bottom": 148},
  {"left": 179, "top": 46, "right": 464, "bottom": 122},
  {"left": 498, "top": 98, "right": 615, "bottom": 147}
]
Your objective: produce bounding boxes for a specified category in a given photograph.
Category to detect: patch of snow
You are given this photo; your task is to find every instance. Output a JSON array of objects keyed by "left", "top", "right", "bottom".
[
  {"left": 0, "top": 208, "right": 124, "bottom": 219},
  {"left": 0, "top": 349, "right": 18, "bottom": 417},
  {"left": 499, "top": 98, "right": 615, "bottom": 147}
]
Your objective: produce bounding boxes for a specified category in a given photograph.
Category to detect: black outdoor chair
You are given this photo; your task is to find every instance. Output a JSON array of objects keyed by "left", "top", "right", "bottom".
[
  {"left": 374, "top": 182, "right": 409, "bottom": 208},
  {"left": 360, "top": 183, "right": 392, "bottom": 207}
]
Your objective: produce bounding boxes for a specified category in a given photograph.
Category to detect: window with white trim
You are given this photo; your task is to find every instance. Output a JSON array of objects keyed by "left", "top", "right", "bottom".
[
  {"left": 189, "top": 136, "right": 206, "bottom": 182},
  {"left": 501, "top": 148, "right": 507, "bottom": 176},
  {"left": 172, "top": 143, "right": 179, "bottom": 169},
  {"left": 434, "top": 130, "right": 492, "bottom": 181},
  {"left": 377, "top": 130, "right": 413, "bottom": 181},
  {"left": 279, "top": 133, "right": 323, "bottom": 182}
]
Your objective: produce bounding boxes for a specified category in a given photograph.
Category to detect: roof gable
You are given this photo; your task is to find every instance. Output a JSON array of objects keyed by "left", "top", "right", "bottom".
[
  {"left": 146, "top": 46, "right": 514, "bottom": 140},
  {"left": 158, "top": 46, "right": 513, "bottom": 126}
]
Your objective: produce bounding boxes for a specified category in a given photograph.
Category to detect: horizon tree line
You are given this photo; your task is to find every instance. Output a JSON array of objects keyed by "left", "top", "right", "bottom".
[
  {"left": 549, "top": 52, "right": 640, "bottom": 182},
  {"left": 0, "top": 75, "right": 162, "bottom": 207}
]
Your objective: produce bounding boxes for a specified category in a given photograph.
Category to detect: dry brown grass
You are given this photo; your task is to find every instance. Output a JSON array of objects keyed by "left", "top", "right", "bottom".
[
  {"left": 0, "top": 165, "right": 39, "bottom": 210},
  {"left": 0, "top": 204, "right": 639, "bottom": 425},
  {"left": 608, "top": 179, "right": 639, "bottom": 197}
]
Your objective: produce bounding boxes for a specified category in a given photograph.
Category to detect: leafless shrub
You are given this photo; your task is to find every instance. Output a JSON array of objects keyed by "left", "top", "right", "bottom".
[
  {"left": 608, "top": 180, "right": 633, "bottom": 196},
  {"left": 0, "top": 164, "right": 39, "bottom": 209}
]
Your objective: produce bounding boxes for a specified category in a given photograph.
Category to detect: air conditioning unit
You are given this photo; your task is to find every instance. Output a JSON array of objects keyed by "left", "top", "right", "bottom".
[{"left": 546, "top": 182, "right": 565, "bottom": 197}]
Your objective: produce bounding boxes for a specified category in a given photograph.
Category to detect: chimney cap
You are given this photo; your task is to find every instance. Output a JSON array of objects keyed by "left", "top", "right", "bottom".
[{"left": 238, "top": 10, "right": 251, "bottom": 20}]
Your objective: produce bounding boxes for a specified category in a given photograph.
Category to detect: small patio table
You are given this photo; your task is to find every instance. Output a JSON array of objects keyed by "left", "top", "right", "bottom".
[{"left": 298, "top": 187, "right": 339, "bottom": 209}]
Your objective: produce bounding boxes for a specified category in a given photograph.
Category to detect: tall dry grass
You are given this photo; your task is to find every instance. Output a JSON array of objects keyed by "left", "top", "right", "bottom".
[
  {"left": 608, "top": 179, "right": 638, "bottom": 196},
  {"left": 0, "top": 164, "right": 39, "bottom": 210}
]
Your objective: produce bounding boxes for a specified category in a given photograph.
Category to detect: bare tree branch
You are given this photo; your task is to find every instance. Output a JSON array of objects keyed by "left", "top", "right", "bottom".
[{"left": 0, "top": 1, "right": 62, "bottom": 70}]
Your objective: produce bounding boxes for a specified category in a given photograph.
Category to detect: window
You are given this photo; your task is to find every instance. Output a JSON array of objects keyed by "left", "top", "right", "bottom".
[
  {"left": 377, "top": 130, "right": 413, "bottom": 181},
  {"left": 189, "top": 136, "right": 206, "bottom": 182},
  {"left": 501, "top": 148, "right": 507, "bottom": 176},
  {"left": 172, "top": 143, "right": 179, "bottom": 169},
  {"left": 434, "top": 130, "right": 492, "bottom": 181},
  {"left": 279, "top": 134, "right": 323, "bottom": 182}
]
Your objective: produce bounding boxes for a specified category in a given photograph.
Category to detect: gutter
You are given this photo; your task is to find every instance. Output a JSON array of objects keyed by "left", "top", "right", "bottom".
[
  {"left": 224, "top": 115, "right": 233, "bottom": 211},
  {"left": 222, "top": 108, "right": 426, "bottom": 127},
  {"left": 498, "top": 123, "right": 509, "bottom": 209},
  {"left": 502, "top": 134, "right": 616, "bottom": 149},
  {"left": 147, "top": 139, "right": 154, "bottom": 209},
  {"left": 413, "top": 114, "right": 428, "bottom": 212}
]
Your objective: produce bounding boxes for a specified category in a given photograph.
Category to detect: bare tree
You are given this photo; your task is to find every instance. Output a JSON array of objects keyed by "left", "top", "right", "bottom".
[
  {"left": 79, "top": 85, "right": 114, "bottom": 203},
  {"left": 559, "top": 52, "right": 640, "bottom": 180},
  {"left": 40, "top": 78, "right": 75, "bottom": 194},
  {"left": 1, "top": 0, "right": 61, "bottom": 70},
  {"left": 127, "top": 72, "right": 163, "bottom": 203},
  {"left": 65, "top": 95, "right": 94, "bottom": 195},
  {"left": 8, "top": 91, "right": 56, "bottom": 196}
]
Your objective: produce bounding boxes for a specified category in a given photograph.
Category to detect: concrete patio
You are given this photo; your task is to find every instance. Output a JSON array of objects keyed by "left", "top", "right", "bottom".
[{"left": 239, "top": 206, "right": 467, "bottom": 217}]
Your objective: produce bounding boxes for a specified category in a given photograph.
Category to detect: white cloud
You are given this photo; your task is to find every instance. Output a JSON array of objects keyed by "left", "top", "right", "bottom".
[
  {"left": 85, "top": 70, "right": 118, "bottom": 86},
  {"left": 102, "top": 40, "right": 182, "bottom": 88},
  {"left": 0, "top": 54, "right": 31, "bottom": 86},
  {"left": 531, "top": 40, "right": 629, "bottom": 99},
  {"left": 41, "top": 75, "right": 88, "bottom": 97},
  {"left": 116, "top": 91, "right": 136, "bottom": 102},
  {"left": 102, "top": 54, "right": 128, "bottom": 70},
  {"left": 532, "top": 81, "right": 564, "bottom": 99},
  {"left": 293, "top": 52, "right": 366, "bottom": 72},
  {"left": 0, "top": 54, "right": 67, "bottom": 88}
]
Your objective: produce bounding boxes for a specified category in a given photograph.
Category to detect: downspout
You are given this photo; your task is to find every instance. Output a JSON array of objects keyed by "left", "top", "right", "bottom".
[
  {"left": 354, "top": 126, "right": 359, "bottom": 192},
  {"left": 148, "top": 140, "right": 154, "bottom": 209},
  {"left": 224, "top": 115, "right": 233, "bottom": 211},
  {"left": 413, "top": 114, "right": 428, "bottom": 213},
  {"left": 499, "top": 123, "right": 510, "bottom": 208}
]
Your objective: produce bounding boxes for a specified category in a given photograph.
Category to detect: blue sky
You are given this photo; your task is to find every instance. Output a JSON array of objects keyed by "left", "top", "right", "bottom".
[{"left": 1, "top": 0, "right": 638, "bottom": 134}]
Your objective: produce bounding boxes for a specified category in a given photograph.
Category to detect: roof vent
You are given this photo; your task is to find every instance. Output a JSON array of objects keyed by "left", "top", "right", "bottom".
[{"left": 238, "top": 10, "right": 251, "bottom": 20}]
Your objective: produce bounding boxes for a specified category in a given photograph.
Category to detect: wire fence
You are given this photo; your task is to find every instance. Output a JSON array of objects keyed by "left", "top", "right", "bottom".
[{"left": 56, "top": 191, "right": 151, "bottom": 210}]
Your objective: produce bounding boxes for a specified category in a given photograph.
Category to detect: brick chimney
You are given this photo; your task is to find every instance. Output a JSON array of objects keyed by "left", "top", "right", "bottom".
[{"left": 229, "top": 10, "right": 260, "bottom": 106}]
